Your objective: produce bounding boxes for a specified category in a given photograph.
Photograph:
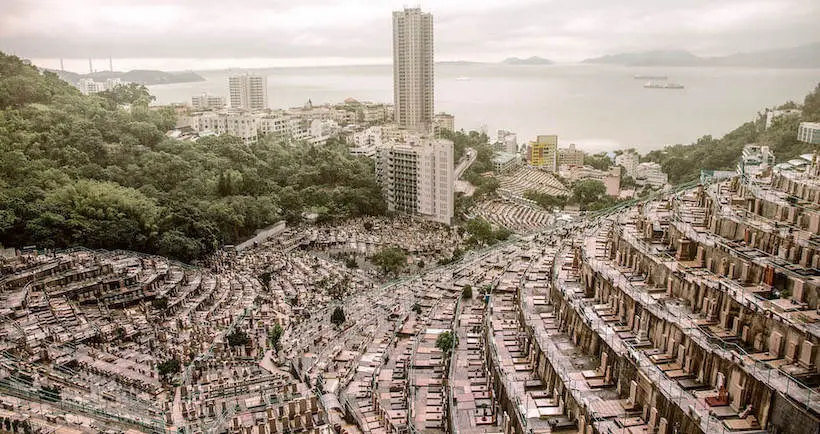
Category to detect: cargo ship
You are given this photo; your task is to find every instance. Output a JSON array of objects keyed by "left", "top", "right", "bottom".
[{"left": 644, "top": 81, "right": 684, "bottom": 89}]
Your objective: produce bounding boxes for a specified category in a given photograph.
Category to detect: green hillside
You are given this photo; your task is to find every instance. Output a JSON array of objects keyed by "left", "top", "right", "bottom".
[{"left": 0, "top": 53, "right": 385, "bottom": 261}]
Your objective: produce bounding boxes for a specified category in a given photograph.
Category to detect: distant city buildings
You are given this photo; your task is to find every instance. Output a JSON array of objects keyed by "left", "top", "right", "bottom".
[
  {"left": 632, "top": 162, "right": 668, "bottom": 187},
  {"left": 393, "top": 7, "right": 434, "bottom": 132},
  {"left": 526, "top": 135, "right": 558, "bottom": 172},
  {"left": 496, "top": 130, "right": 518, "bottom": 154},
  {"left": 191, "top": 93, "right": 226, "bottom": 110},
  {"left": 228, "top": 73, "right": 268, "bottom": 110},
  {"left": 75, "top": 77, "right": 125, "bottom": 95},
  {"left": 615, "top": 150, "right": 640, "bottom": 176},
  {"left": 376, "top": 138, "right": 454, "bottom": 225},
  {"left": 558, "top": 143, "right": 585, "bottom": 167},
  {"left": 797, "top": 121, "right": 820, "bottom": 145}
]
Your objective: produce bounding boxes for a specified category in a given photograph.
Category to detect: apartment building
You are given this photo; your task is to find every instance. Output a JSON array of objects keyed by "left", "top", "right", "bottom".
[
  {"left": 615, "top": 149, "right": 641, "bottom": 176},
  {"left": 228, "top": 74, "right": 268, "bottom": 110},
  {"left": 633, "top": 162, "right": 668, "bottom": 187},
  {"left": 526, "top": 134, "right": 558, "bottom": 172},
  {"left": 798, "top": 122, "right": 820, "bottom": 145},
  {"left": 433, "top": 112, "right": 455, "bottom": 135},
  {"left": 376, "top": 138, "right": 454, "bottom": 225},
  {"left": 191, "top": 93, "right": 226, "bottom": 110},
  {"left": 558, "top": 143, "right": 585, "bottom": 167},
  {"left": 393, "top": 8, "right": 434, "bottom": 132}
]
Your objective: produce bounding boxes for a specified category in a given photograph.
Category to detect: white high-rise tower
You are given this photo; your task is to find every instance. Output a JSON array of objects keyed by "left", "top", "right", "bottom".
[
  {"left": 392, "top": 7, "right": 434, "bottom": 133},
  {"left": 228, "top": 74, "right": 268, "bottom": 110}
]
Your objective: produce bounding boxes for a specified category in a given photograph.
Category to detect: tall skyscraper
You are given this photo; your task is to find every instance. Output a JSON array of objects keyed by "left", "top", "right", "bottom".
[
  {"left": 228, "top": 74, "right": 268, "bottom": 110},
  {"left": 393, "top": 8, "right": 434, "bottom": 133}
]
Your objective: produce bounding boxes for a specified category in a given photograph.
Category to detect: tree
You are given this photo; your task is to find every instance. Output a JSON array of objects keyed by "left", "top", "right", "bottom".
[
  {"left": 269, "top": 324, "right": 283, "bottom": 353},
  {"left": 363, "top": 221, "right": 374, "bottom": 231},
  {"left": 331, "top": 306, "right": 346, "bottom": 327},
  {"left": 157, "top": 358, "right": 181, "bottom": 378},
  {"left": 371, "top": 247, "right": 407, "bottom": 276},
  {"left": 584, "top": 153, "right": 613, "bottom": 171},
  {"left": 462, "top": 285, "right": 473, "bottom": 299},
  {"left": 436, "top": 331, "right": 455, "bottom": 353},
  {"left": 571, "top": 180, "right": 607, "bottom": 208},
  {"left": 804, "top": 82, "right": 820, "bottom": 122},
  {"left": 411, "top": 303, "right": 422, "bottom": 314},
  {"left": 227, "top": 329, "right": 250, "bottom": 347}
]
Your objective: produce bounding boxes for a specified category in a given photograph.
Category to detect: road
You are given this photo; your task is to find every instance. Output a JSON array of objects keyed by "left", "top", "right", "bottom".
[{"left": 454, "top": 147, "right": 477, "bottom": 180}]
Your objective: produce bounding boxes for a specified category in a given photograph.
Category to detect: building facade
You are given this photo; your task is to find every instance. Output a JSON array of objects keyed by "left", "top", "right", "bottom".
[
  {"left": 433, "top": 113, "right": 455, "bottom": 135},
  {"left": 228, "top": 74, "right": 268, "bottom": 110},
  {"left": 393, "top": 8, "right": 434, "bottom": 133},
  {"left": 492, "top": 152, "right": 522, "bottom": 175},
  {"left": 527, "top": 135, "right": 558, "bottom": 172},
  {"left": 558, "top": 143, "right": 585, "bottom": 167},
  {"left": 615, "top": 150, "right": 640, "bottom": 176},
  {"left": 376, "top": 138, "right": 454, "bottom": 225},
  {"left": 798, "top": 122, "right": 820, "bottom": 145},
  {"left": 192, "top": 93, "right": 227, "bottom": 110},
  {"left": 633, "top": 162, "right": 668, "bottom": 187}
]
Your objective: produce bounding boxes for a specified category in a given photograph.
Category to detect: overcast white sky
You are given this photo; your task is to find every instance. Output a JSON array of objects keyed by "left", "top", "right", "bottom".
[{"left": 3, "top": 0, "right": 819, "bottom": 69}]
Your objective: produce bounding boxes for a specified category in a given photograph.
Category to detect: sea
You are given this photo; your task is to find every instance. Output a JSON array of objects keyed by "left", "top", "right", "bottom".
[{"left": 139, "top": 63, "right": 819, "bottom": 154}]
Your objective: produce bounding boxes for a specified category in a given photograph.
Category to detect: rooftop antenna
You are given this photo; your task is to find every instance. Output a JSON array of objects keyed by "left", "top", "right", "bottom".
[{"left": 88, "top": 57, "right": 93, "bottom": 74}]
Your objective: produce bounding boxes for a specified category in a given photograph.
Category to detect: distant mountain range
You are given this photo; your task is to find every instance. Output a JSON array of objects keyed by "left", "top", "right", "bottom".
[
  {"left": 502, "top": 56, "right": 554, "bottom": 65},
  {"left": 581, "top": 42, "right": 820, "bottom": 68},
  {"left": 48, "top": 69, "right": 205, "bottom": 86}
]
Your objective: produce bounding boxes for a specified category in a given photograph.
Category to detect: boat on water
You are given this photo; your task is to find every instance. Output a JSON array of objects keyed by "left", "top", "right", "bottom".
[
  {"left": 455, "top": 76, "right": 472, "bottom": 81},
  {"left": 634, "top": 74, "right": 668, "bottom": 80},
  {"left": 644, "top": 81, "right": 684, "bottom": 89}
]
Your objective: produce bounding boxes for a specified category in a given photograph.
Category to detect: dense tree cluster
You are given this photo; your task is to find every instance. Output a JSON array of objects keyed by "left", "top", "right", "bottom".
[
  {"left": 0, "top": 53, "right": 385, "bottom": 261},
  {"left": 463, "top": 217, "right": 512, "bottom": 246},
  {"left": 644, "top": 82, "right": 820, "bottom": 184},
  {"left": 370, "top": 246, "right": 408, "bottom": 276}
]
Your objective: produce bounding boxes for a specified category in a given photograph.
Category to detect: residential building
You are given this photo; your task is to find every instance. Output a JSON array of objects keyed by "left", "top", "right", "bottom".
[
  {"left": 104, "top": 78, "right": 124, "bottom": 90},
  {"left": 496, "top": 130, "right": 518, "bottom": 154},
  {"left": 228, "top": 74, "right": 268, "bottom": 110},
  {"left": 558, "top": 143, "right": 585, "bottom": 167},
  {"left": 632, "top": 162, "right": 668, "bottom": 187},
  {"left": 526, "top": 134, "right": 558, "bottom": 172},
  {"left": 615, "top": 150, "right": 640, "bottom": 176},
  {"left": 393, "top": 7, "right": 434, "bottom": 132},
  {"left": 187, "top": 111, "right": 259, "bottom": 144},
  {"left": 191, "top": 93, "right": 226, "bottom": 110},
  {"left": 433, "top": 113, "right": 455, "bottom": 135},
  {"left": 376, "top": 138, "right": 454, "bottom": 225},
  {"left": 77, "top": 78, "right": 104, "bottom": 95},
  {"left": 798, "top": 122, "right": 820, "bottom": 145},
  {"left": 765, "top": 108, "right": 801, "bottom": 129},
  {"left": 492, "top": 152, "right": 522, "bottom": 175}
]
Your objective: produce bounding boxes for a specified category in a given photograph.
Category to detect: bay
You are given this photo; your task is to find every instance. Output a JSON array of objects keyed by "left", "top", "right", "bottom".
[{"left": 145, "top": 63, "right": 820, "bottom": 153}]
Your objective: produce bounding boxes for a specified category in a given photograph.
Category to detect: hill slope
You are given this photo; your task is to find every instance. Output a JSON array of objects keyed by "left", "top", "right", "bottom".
[{"left": 582, "top": 43, "right": 820, "bottom": 68}]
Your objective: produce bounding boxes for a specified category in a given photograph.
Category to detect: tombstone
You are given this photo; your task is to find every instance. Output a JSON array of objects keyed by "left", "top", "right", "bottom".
[
  {"left": 769, "top": 331, "right": 783, "bottom": 357},
  {"left": 676, "top": 344, "right": 686, "bottom": 365},
  {"left": 310, "top": 395, "right": 319, "bottom": 412},
  {"left": 716, "top": 372, "right": 725, "bottom": 391},
  {"left": 599, "top": 352, "right": 608, "bottom": 374},
  {"left": 648, "top": 407, "right": 658, "bottom": 428},
  {"left": 799, "top": 340, "right": 816, "bottom": 368},
  {"left": 269, "top": 418, "right": 278, "bottom": 433},
  {"left": 628, "top": 380, "right": 638, "bottom": 405},
  {"left": 289, "top": 400, "right": 297, "bottom": 416},
  {"left": 658, "top": 417, "right": 669, "bottom": 434},
  {"left": 792, "top": 279, "right": 805, "bottom": 302},
  {"left": 785, "top": 340, "right": 799, "bottom": 363},
  {"left": 730, "top": 317, "right": 740, "bottom": 336}
]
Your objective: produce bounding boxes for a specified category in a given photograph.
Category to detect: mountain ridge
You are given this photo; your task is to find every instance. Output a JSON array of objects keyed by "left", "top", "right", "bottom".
[{"left": 582, "top": 42, "right": 820, "bottom": 68}]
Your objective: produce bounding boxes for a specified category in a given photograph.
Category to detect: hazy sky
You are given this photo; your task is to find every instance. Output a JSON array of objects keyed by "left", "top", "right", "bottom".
[{"left": 3, "top": 0, "right": 819, "bottom": 68}]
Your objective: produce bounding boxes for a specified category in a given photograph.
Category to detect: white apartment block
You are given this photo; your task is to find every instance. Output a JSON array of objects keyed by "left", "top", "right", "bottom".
[
  {"left": 188, "top": 111, "right": 259, "bottom": 144},
  {"left": 376, "top": 138, "right": 454, "bottom": 225},
  {"left": 393, "top": 8, "right": 434, "bottom": 133},
  {"left": 77, "top": 78, "right": 125, "bottom": 95},
  {"left": 633, "top": 162, "right": 668, "bottom": 188},
  {"left": 615, "top": 151, "right": 640, "bottom": 176},
  {"left": 192, "top": 93, "right": 227, "bottom": 110},
  {"left": 433, "top": 113, "right": 455, "bottom": 135},
  {"left": 797, "top": 122, "right": 820, "bottom": 145},
  {"left": 228, "top": 74, "right": 268, "bottom": 110}
]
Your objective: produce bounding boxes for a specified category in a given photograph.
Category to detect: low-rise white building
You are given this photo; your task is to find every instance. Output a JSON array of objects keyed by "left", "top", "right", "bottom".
[
  {"left": 192, "top": 93, "right": 227, "bottom": 110},
  {"left": 739, "top": 144, "right": 775, "bottom": 178},
  {"left": 797, "top": 122, "right": 820, "bottom": 145},
  {"left": 632, "top": 162, "right": 668, "bottom": 188}
]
